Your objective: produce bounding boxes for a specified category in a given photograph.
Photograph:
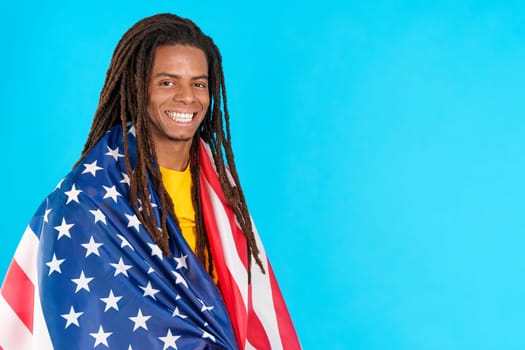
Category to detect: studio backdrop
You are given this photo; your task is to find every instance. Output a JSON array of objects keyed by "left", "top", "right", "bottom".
[{"left": 1, "top": 1, "right": 525, "bottom": 349}]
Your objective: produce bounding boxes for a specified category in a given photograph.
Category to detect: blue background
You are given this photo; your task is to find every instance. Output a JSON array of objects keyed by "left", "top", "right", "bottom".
[{"left": 1, "top": 1, "right": 525, "bottom": 349}]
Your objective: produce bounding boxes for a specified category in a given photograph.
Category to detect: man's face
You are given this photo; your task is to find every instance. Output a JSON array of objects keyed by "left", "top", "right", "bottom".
[{"left": 147, "top": 44, "right": 210, "bottom": 151}]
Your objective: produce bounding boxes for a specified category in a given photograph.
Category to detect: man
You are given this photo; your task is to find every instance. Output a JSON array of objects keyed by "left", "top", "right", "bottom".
[{"left": 0, "top": 13, "right": 300, "bottom": 350}]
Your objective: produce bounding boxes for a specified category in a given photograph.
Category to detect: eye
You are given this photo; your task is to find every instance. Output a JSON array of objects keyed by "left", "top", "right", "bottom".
[
  {"left": 194, "top": 82, "right": 208, "bottom": 88},
  {"left": 159, "top": 80, "right": 174, "bottom": 87}
]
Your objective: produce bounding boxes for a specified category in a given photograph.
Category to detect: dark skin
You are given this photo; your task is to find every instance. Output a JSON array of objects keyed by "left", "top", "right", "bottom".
[{"left": 147, "top": 45, "right": 210, "bottom": 171}]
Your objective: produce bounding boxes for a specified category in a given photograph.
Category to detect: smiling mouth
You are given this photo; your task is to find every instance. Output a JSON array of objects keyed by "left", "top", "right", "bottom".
[{"left": 165, "top": 111, "right": 194, "bottom": 123}]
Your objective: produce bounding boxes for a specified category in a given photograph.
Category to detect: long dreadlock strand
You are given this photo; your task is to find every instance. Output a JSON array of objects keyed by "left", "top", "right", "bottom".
[
  {"left": 189, "top": 135, "right": 214, "bottom": 274},
  {"left": 204, "top": 43, "right": 266, "bottom": 275}
]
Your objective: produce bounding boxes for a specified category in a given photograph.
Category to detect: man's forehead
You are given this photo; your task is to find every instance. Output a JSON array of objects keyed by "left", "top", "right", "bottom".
[{"left": 150, "top": 45, "right": 209, "bottom": 72}]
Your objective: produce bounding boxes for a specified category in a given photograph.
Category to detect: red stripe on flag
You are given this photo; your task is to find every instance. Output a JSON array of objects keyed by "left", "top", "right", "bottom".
[
  {"left": 1, "top": 260, "right": 34, "bottom": 333},
  {"left": 246, "top": 284, "right": 272, "bottom": 349},
  {"left": 199, "top": 143, "right": 227, "bottom": 204},
  {"left": 200, "top": 174, "right": 247, "bottom": 349},
  {"left": 268, "top": 264, "right": 301, "bottom": 349},
  {"left": 200, "top": 147, "right": 272, "bottom": 349},
  {"left": 199, "top": 144, "right": 249, "bottom": 269},
  {"left": 199, "top": 141, "right": 301, "bottom": 349},
  {"left": 225, "top": 207, "right": 249, "bottom": 270}
]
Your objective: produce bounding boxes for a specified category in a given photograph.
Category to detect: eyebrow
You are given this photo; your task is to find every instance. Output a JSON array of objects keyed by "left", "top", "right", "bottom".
[{"left": 153, "top": 72, "right": 208, "bottom": 80}]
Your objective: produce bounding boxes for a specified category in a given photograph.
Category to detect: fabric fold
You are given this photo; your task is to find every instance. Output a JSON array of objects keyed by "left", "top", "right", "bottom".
[{"left": 0, "top": 123, "right": 301, "bottom": 350}]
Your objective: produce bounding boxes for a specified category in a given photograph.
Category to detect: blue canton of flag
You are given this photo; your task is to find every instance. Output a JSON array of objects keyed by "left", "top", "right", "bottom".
[{"left": 30, "top": 124, "right": 238, "bottom": 349}]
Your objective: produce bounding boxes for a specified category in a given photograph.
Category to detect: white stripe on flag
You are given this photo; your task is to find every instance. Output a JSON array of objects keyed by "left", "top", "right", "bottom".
[
  {"left": 245, "top": 340, "right": 257, "bottom": 350},
  {"left": 32, "top": 278, "right": 53, "bottom": 349},
  {"left": 250, "top": 222, "right": 283, "bottom": 350},
  {"left": 0, "top": 294, "right": 32, "bottom": 350},
  {"left": 2, "top": 226, "right": 53, "bottom": 349},
  {"left": 204, "top": 178, "right": 249, "bottom": 308},
  {"left": 14, "top": 226, "right": 39, "bottom": 286}
]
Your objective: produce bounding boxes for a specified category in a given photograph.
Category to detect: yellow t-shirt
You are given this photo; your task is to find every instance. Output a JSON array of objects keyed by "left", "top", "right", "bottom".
[
  {"left": 160, "top": 165, "right": 197, "bottom": 252},
  {"left": 160, "top": 165, "right": 218, "bottom": 282}
]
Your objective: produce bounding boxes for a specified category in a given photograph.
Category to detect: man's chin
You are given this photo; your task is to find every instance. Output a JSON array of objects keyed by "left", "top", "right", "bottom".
[{"left": 167, "top": 135, "right": 194, "bottom": 143}]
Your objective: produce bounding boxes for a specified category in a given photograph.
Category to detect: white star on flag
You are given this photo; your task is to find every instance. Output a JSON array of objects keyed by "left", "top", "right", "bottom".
[
  {"left": 61, "top": 306, "right": 83, "bottom": 328},
  {"left": 198, "top": 299, "right": 215, "bottom": 312},
  {"left": 81, "top": 236, "right": 103, "bottom": 257},
  {"left": 54, "top": 178, "right": 65, "bottom": 190},
  {"left": 103, "top": 185, "right": 122, "bottom": 202},
  {"left": 172, "top": 271, "right": 189, "bottom": 288},
  {"left": 148, "top": 242, "right": 163, "bottom": 260},
  {"left": 100, "top": 289, "right": 122, "bottom": 312},
  {"left": 64, "top": 183, "right": 82, "bottom": 204},
  {"left": 120, "top": 172, "right": 130, "bottom": 186},
  {"left": 46, "top": 253, "right": 65, "bottom": 275},
  {"left": 129, "top": 309, "right": 151, "bottom": 331},
  {"left": 54, "top": 218, "right": 74, "bottom": 240},
  {"left": 43, "top": 208, "right": 52, "bottom": 223},
  {"left": 110, "top": 257, "right": 133, "bottom": 277},
  {"left": 172, "top": 307, "right": 187, "bottom": 319},
  {"left": 82, "top": 160, "right": 103, "bottom": 177},
  {"left": 137, "top": 197, "right": 159, "bottom": 212},
  {"left": 126, "top": 213, "right": 141, "bottom": 232},
  {"left": 128, "top": 125, "right": 136, "bottom": 137},
  {"left": 71, "top": 270, "right": 94, "bottom": 293},
  {"left": 150, "top": 195, "right": 158, "bottom": 208},
  {"left": 105, "top": 146, "right": 124, "bottom": 161},
  {"left": 90, "top": 209, "right": 107, "bottom": 225},
  {"left": 139, "top": 281, "right": 160, "bottom": 300},
  {"left": 90, "top": 325, "right": 112, "bottom": 347},
  {"left": 201, "top": 329, "right": 216, "bottom": 342},
  {"left": 158, "top": 329, "right": 180, "bottom": 350},
  {"left": 174, "top": 254, "right": 188, "bottom": 270},
  {"left": 117, "top": 234, "right": 135, "bottom": 250}
]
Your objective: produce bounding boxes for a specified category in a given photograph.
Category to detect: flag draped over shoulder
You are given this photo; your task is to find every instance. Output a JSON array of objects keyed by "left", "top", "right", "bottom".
[{"left": 0, "top": 124, "right": 300, "bottom": 350}]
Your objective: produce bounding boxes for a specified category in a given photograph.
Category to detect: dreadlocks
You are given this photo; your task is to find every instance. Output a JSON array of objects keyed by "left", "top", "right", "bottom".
[{"left": 76, "top": 13, "right": 264, "bottom": 276}]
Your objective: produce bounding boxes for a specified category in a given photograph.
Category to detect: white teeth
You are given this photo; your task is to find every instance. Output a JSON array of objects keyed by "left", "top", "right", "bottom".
[{"left": 166, "top": 111, "right": 193, "bottom": 122}]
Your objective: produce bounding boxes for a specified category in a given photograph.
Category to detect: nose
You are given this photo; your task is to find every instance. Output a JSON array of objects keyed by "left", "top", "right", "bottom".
[{"left": 174, "top": 84, "right": 195, "bottom": 104}]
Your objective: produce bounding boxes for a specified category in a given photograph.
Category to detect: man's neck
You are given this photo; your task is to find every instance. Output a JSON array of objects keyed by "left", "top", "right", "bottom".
[{"left": 155, "top": 140, "right": 192, "bottom": 171}]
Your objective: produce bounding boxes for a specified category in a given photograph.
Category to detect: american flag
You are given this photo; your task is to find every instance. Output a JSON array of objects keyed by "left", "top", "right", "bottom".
[{"left": 0, "top": 124, "right": 301, "bottom": 349}]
